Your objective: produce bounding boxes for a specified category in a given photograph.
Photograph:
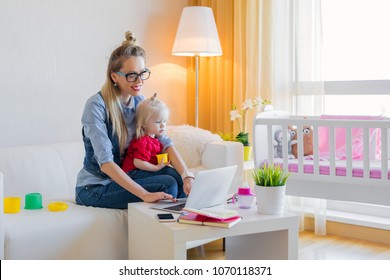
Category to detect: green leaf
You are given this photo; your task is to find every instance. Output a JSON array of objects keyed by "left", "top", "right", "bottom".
[{"left": 235, "top": 132, "right": 249, "bottom": 145}]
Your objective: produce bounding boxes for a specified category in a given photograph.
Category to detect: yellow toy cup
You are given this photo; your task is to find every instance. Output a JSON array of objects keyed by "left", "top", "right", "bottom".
[
  {"left": 156, "top": 153, "right": 168, "bottom": 164},
  {"left": 4, "top": 197, "right": 21, "bottom": 214}
]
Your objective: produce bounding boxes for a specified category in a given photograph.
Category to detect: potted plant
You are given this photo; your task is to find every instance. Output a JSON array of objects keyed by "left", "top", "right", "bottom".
[
  {"left": 230, "top": 97, "right": 263, "bottom": 161},
  {"left": 252, "top": 163, "right": 290, "bottom": 214}
]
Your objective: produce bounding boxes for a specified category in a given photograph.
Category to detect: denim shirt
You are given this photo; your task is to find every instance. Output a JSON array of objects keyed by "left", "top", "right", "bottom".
[{"left": 76, "top": 92, "right": 173, "bottom": 187}]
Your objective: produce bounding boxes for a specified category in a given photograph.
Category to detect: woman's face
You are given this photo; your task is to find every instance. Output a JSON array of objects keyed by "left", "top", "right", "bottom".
[{"left": 112, "top": 56, "right": 147, "bottom": 98}]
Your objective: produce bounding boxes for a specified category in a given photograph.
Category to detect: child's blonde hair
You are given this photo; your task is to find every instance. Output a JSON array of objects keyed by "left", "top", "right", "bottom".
[{"left": 135, "top": 93, "right": 169, "bottom": 139}]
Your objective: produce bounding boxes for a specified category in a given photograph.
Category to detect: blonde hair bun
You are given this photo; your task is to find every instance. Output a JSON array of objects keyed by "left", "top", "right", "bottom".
[{"left": 122, "top": 31, "right": 137, "bottom": 46}]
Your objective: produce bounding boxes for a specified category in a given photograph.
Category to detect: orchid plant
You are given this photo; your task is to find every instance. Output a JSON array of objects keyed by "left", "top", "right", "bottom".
[{"left": 230, "top": 97, "right": 270, "bottom": 146}]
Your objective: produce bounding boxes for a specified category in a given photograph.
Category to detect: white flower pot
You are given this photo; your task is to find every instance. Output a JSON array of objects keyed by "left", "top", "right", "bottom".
[
  {"left": 263, "top": 104, "right": 274, "bottom": 112},
  {"left": 254, "top": 185, "right": 286, "bottom": 215}
]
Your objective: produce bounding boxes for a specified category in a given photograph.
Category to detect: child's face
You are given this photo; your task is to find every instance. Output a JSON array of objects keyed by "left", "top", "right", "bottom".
[{"left": 145, "top": 113, "right": 167, "bottom": 137}]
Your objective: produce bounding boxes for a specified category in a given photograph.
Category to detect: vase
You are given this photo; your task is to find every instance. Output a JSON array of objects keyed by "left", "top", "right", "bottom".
[
  {"left": 243, "top": 145, "right": 252, "bottom": 161},
  {"left": 254, "top": 185, "right": 286, "bottom": 215},
  {"left": 263, "top": 104, "right": 274, "bottom": 112}
]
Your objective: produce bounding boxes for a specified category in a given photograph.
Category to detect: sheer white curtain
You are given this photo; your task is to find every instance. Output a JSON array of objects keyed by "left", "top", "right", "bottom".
[
  {"left": 270, "top": 0, "right": 326, "bottom": 234},
  {"left": 271, "top": 0, "right": 324, "bottom": 114},
  {"left": 293, "top": 0, "right": 325, "bottom": 116},
  {"left": 270, "top": 0, "right": 294, "bottom": 112}
]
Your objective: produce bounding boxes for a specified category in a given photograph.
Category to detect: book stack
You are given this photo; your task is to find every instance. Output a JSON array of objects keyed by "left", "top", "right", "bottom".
[{"left": 178, "top": 207, "right": 242, "bottom": 228}]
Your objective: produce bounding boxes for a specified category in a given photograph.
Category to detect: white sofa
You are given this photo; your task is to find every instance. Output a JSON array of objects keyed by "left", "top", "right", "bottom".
[{"left": 0, "top": 125, "right": 243, "bottom": 260}]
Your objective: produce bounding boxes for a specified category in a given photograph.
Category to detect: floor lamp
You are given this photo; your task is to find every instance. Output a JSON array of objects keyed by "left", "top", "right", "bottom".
[{"left": 172, "top": 6, "right": 222, "bottom": 127}]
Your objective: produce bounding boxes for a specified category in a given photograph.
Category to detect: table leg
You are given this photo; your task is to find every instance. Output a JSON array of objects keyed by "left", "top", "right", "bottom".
[
  {"left": 287, "top": 226, "right": 299, "bottom": 259},
  {"left": 225, "top": 229, "right": 298, "bottom": 260},
  {"left": 128, "top": 219, "right": 187, "bottom": 260}
]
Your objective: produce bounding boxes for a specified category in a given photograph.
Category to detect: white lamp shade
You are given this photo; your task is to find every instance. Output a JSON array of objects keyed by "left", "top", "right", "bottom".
[{"left": 172, "top": 6, "right": 222, "bottom": 57}]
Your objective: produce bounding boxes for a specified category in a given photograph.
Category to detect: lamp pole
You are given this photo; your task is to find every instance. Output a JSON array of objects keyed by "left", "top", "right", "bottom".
[{"left": 195, "top": 55, "right": 199, "bottom": 127}]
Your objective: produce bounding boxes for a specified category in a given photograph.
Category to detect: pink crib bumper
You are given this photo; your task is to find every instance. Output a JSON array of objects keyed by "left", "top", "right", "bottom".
[{"left": 318, "top": 115, "right": 383, "bottom": 160}]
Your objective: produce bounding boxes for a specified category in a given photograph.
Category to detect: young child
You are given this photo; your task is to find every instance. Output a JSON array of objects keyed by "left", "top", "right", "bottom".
[{"left": 122, "top": 93, "right": 186, "bottom": 198}]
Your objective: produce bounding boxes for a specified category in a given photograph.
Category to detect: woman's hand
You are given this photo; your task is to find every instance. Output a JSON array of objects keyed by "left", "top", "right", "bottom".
[
  {"left": 183, "top": 177, "right": 194, "bottom": 196},
  {"left": 165, "top": 146, "right": 194, "bottom": 196},
  {"left": 142, "top": 191, "right": 176, "bottom": 203}
]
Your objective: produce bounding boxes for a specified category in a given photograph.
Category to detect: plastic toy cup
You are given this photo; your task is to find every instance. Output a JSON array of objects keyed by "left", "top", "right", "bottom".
[
  {"left": 4, "top": 197, "right": 21, "bottom": 214},
  {"left": 24, "top": 193, "right": 43, "bottom": 210},
  {"left": 156, "top": 153, "right": 168, "bottom": 164},
  {"left": 232, "top": 186, "right": 255, "bottom": 209}
]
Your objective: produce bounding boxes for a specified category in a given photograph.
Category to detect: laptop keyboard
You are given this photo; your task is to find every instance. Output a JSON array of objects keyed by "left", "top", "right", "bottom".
[{"left": 164, "top": 203, "right": 186, "bottom": 212}]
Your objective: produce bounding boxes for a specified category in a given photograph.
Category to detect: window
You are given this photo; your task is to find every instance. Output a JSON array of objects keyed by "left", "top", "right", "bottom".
[
  {"left": 322, "top": 0, "right": 390, "bottom": 116},
  {"left": 294, "top": 0, "right": 390, "bottom": 223}
]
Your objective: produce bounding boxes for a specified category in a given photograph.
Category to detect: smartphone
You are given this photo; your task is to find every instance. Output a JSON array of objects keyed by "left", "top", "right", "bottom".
[{"left": 156, "top": 213, "right": 175, "bottom": 222}]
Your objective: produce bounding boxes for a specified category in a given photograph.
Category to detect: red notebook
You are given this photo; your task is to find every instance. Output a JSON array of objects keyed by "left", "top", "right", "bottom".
[{"left": 178, "top": 212, "right": 242, "bottom": 228}]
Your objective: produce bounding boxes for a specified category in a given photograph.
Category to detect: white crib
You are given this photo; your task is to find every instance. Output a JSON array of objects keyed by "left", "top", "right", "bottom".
[{"left": 253, "top": 111, "right": 390, "bottom": 234}]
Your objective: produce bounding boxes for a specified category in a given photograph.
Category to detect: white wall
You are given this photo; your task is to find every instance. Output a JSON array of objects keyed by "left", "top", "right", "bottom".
[{"left": 0, "top": 0, "right": 189, "bottom": 147}]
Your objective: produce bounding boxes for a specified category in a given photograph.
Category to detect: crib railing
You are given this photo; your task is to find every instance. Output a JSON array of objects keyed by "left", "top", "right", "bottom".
[
  {"left": 253, "top": 114, "right": 390, "bottom": 234},
  {"left": 254, "top": 116, "right": 390, "bottom": 184}
]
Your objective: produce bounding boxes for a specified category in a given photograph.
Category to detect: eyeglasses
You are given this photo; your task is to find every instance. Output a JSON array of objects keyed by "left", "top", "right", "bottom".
[{"left": 116, "top": 69, "right": 151, "bottom": 82}]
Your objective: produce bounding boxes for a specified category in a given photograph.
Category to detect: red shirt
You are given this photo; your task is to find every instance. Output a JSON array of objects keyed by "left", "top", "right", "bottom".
[{"left": 122, "top": 136, "right": 163, "bottom": 173}]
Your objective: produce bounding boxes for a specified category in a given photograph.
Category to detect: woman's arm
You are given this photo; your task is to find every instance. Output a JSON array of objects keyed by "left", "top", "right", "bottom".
[
  {"left": 165, "top": 146, "right": 194, "bottom": 195},
  {"left": 100, "top": 161, "right": 175, "bottom": 202}
]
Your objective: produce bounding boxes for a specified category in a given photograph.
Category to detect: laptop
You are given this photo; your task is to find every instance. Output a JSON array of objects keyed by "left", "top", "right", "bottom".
[{"left": 151, "top": 165, "right": 237, "bottom": 214}]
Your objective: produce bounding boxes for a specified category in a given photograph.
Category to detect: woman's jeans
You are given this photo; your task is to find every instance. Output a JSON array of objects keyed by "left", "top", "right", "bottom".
[{"left": 76, "top": 166, "right": 185, "bottom": 209}]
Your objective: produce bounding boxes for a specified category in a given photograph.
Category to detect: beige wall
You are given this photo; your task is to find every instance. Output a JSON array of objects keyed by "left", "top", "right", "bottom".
[{"left": 0, "top": 0, "right": 189, "bottom": 147}]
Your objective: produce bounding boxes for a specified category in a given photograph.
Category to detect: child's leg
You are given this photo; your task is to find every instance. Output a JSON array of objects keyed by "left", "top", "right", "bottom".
[{"left": 128, "top": 167, "right": 185, "bottom": 198}]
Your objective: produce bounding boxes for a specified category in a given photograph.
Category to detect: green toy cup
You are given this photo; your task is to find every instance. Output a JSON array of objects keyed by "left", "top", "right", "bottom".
[{"left": 24, "top": 193, "right": 43, "bottom": 210}]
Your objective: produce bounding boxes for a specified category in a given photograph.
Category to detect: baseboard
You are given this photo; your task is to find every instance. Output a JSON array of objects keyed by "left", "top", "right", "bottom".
[{"left": 304, "top": 217, "right": 390, "bottom": 245}]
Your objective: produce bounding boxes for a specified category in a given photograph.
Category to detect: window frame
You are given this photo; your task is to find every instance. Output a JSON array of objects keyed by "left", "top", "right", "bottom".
[{"left": 324, "top": 80, "right": 390, "bottom": 96}]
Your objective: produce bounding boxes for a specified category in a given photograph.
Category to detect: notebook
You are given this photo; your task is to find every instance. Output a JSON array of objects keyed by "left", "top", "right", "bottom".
[
  {"left": 150, "top": 165, "right": 237, "bottom": 214},
  {"left": 178, "top": 212, "right": 242, "bottom": 228}
]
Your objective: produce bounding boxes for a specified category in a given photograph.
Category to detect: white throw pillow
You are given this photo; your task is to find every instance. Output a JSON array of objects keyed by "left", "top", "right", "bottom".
[{"left": 167, "top": 125, "right": 222, "bottom": 168}]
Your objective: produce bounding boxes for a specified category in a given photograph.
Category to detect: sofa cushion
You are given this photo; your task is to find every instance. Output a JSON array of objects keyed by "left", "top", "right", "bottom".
[
  {"left": 0, "top": 142, "right": 84, "bottom": 199},
  {"left": 50, "top": 142, "right": 84, "bottom": 196},
  {"left": 4, "top": 198, "right": 128, "bottom": 259}
]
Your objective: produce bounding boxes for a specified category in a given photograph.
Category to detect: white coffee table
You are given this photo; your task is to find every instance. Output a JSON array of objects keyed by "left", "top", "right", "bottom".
[{"left": 128, "top": 202, "right": 299, "bottom": 260}]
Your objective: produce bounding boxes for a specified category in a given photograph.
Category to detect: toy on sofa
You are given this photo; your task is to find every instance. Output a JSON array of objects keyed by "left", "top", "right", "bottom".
[
  {"left": 273, "top": 129, "right": 297, "bottom": 159},
  {"left": 48, "top": 202, "right": 68, "bottom": 212}
]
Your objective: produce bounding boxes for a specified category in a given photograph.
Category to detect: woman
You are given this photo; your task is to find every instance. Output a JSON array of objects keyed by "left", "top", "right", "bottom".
[{"left": 75, "top": 31, "right": 194, "bottom": 209}]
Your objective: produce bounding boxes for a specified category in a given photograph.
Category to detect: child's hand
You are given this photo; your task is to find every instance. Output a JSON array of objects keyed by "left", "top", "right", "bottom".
[{"left": 155, "top": 160, "right": 170, "bottom": 171}]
